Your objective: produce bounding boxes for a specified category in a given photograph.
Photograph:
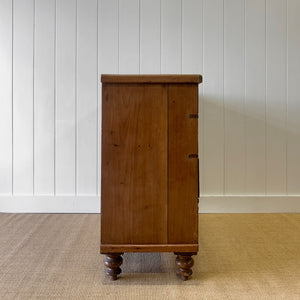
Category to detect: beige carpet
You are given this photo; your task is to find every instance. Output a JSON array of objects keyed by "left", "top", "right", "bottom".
[{"left": 0, "top": 213, "right": 299, "bottom": 299}]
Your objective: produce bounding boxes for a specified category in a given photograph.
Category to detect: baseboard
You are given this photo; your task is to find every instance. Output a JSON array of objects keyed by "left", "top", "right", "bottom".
[
  {"left": 199, "top": 196, "right": 300, "bottom": 213},
  {"left": 0, "top": 196, "right": 100, "bottom": 213},
  {"left": 0, "top": 195, "right": 300, "bottom": 213}
]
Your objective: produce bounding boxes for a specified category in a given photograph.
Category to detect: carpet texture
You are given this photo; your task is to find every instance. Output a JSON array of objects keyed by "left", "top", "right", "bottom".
[{"left": 0, "top": 213, "right": 299, "bottom": 299}]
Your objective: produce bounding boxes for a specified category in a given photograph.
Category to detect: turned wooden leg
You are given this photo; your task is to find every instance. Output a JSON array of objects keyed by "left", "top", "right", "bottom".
[
  {"left": 174, "top": 252, "right": 196, "bottom": 281},
  {"left": 103, "top": 253, "right": 124, "bottom": 280}
]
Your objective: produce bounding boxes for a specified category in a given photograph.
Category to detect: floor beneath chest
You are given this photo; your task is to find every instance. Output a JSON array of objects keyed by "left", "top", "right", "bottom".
[{"left": 0, "top": 213, "right": 299, "bottom": 299}]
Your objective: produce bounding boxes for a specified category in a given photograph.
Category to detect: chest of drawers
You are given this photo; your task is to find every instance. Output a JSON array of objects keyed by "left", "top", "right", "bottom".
[{"left": 100, "top": 74, "right": 202, "bottom": 280}]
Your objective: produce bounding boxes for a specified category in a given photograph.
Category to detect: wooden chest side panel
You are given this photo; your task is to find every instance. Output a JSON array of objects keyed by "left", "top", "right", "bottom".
[
  {"left": 101, "top": 83, "right": 168, "bottom": 244},
  {"left": 168, "top": 84, "right": 199, "bottom": 244}
]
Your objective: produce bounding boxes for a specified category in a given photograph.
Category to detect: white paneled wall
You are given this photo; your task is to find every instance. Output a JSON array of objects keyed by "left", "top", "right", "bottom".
[
  {"left": 56, "top": 0, "right": 76, "bottom": 195},
  {"left": 266, "top": 0, "right": 287, "bottom": 194},
  {"left": 13, "top": 0, "right": 34, "bottom": 195},
  {"left": 1, "top": 0, "right": 300, "bottom": 213},
  {"left": 77, "top": 0, "right": 98, "bottom": 195},
  {"left": 34, "top": 0, "right": 55, "bottom": 195},
  {"left": 0, "top": 0, "right": 12, "bottom": 195}
]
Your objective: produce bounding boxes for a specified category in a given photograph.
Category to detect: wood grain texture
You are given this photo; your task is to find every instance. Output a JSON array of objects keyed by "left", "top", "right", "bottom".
[
  {"left": 101, "top": 74, "right": 202, "bottom": 84},
  {"left": 101, "top": 83, "right": 168, "bottom": 244},
  {"left": 100, "top": 244, "right": 199, "bottom": 253},
  {"left": 168, "top": 84, "right": 198, "bottom": 244}
]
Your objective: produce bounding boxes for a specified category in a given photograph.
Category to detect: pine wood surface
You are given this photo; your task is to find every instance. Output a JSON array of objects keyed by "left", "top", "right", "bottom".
[
  {"left": 101, "top": 77, "right": 200, "bottom": 255},
  {"left": 100, "top": 244, "right": 198, "bottom": 253},
  {"left": 101, "top": 74, "right": 202, "bottom": 83},
  {"left": 101, "top": 83, "right": 168, "bottom": 244},
  {"left": 168, "top": 84, "right": 199, "bottom": 244}
]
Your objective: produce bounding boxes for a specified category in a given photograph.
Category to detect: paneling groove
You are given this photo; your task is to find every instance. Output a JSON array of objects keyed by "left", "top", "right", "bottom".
[
  {"left": 266, "top": 0, "right": 287, "bottom": 194},
  {"left": 0, "top": 0, "right": 13, "bottom": 195},
  {"left": 13, "top": 0, "right": 34, "bottom": 195},
  {"left": 287, "top": 0, "right": 300, "bottom": 194},
  {"left": 224, "top": 0, "right": 246, "bottom": 195},
  {"left": 1, "top": 0, "right": 300, "bottom": 213},
  {"left": 161, "top": 0, "right": 182, "bottom": 73},
  {"left": 202, "top": 0, "right": 224, "bottom": 195},
  {"left": 55, "top": 0, "right": 76, "bottom": 195},
  {"left": 140, "top": 0, "right": 160, "bottom": 73},
  {"left": 34, "top": 0, "right": 55, "bottom": 195},
  {"left": 245, "top": 0, "right": 266, "bottom": 194},
  {"left": 119, "top": 0, "right": 139, "bottom": 74},
  {"left": 76, "top": 0, "right": 98, "bottom": 195}
]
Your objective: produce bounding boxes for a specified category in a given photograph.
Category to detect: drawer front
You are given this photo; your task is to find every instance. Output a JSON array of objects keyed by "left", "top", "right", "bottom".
[{"left": 168, "top": 84, "right": 199, "bottom": 244}]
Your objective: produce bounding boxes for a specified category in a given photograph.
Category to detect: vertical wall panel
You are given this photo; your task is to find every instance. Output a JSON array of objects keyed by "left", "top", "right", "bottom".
[
  {"left": 287, "top": 0, "right": 300, "bottom": 194},
  {"left": 98, "top": 0, "right": 119, "bottom": 196},
  {"left": 2, "top": 0, "right": 300, "bottom": 209},
  {"left": 56, "top": 0, "right": 76, "bottom": 195},
  {"left": 224, "top": 0, "right": 245, "bottom": 194},
  {"left": 34, "top": 0, "right": 55, "bottom": 195},
  {"left": 245, "top": 0, "right": 266, "bottom": 194},
  {"left": 182, "top": 0, "right": 203, "bottom": 195},
  {"left": 161, "top": 0, "right": 182, "bottom": 73},
  {"left": 0, "top": 0, "right": 12, "bottom": 194},
  {"left": 13, "top": 0, "right": 34, "bottom": 195},
  {"left": 266, "top": 0, "right": 287, "bottom": 194},
  {"left": 140, "top": 0, "right": 161, "bottom": 73},
  {"left": 119, "top": 0, "right": 139, "bottom": 74},
  {"left": 202, "top": 0, "right": 224, "bottom": 195},
  {"left": 77, "top": 0, "right": 98, "bottom": 195},
  {"left": 99, "top": 0, "right": 119, "bottom": 74},
  {"left": 182, "top": 0, "right": 202, "bottom": 73}
]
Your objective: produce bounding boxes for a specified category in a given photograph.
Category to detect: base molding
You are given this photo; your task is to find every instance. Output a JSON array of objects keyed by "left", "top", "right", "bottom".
[
  {"left": 100, "top": 244, "right": 199, "bottom": 253},
  {"left": 1, "top": 195, "right": 300, "bottom": 213},
  {"left": 199, "top": 196, "right": 300, "bottom": 213},
  {"left": 0, "top": 196, "right": 99, "bottom": 213}
]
